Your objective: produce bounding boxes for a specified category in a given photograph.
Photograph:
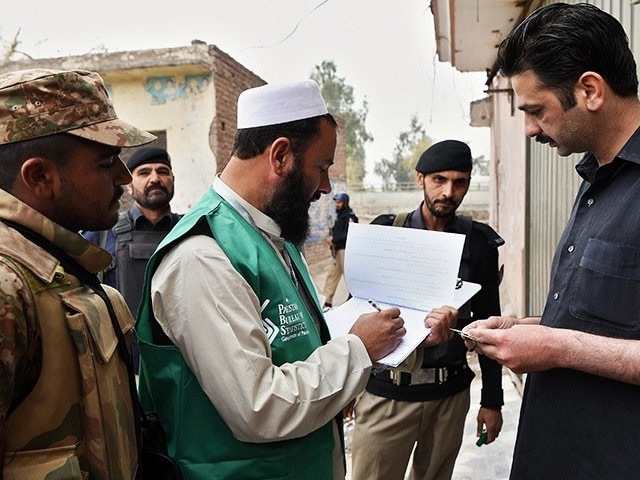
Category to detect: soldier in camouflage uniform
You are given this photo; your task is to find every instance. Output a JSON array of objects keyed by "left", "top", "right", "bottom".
[{"left": 0, "top": 69, "right": 155, "bottom": 479}]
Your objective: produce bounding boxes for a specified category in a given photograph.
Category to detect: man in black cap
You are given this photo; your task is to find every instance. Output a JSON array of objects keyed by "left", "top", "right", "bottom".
[
  {"left": 350, "top": 140, "right": 505, "bottom": 480},
  {"left": 322, "top": 191, "right": 358, "bottom": 309},
  {"left": 83, "top": 146, "right": 182, "bottom": 371}
]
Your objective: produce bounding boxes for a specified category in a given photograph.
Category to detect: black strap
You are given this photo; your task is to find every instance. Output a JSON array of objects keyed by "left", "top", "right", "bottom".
[
  {"left": 113, "top": 212, "right": 135, "bottom": 241},
  {"left": 96, "top": 230, "right": 110, "bottom": 283},
  {"left": 1, "top": 220, "right": 144, "bottom": 463},
  {"left": 457, "top": 215, "right": 473, "bottom": 279}
]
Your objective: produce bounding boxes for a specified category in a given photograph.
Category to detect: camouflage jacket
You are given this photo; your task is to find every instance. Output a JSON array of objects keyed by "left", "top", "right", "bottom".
[{"left": 0, "top": 189, "right": 137, "bottom": 480}]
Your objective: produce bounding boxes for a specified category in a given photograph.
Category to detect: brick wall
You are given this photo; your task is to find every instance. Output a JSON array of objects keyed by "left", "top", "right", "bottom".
[
  {"left": 304, "top": 241, "right": 332, "bottom": 268},
  {"left": 211, "top": 46, "right": 266, "bottom": 172},
  {"left": 331, "top": 116, "right": 347, "bottom": 181}
]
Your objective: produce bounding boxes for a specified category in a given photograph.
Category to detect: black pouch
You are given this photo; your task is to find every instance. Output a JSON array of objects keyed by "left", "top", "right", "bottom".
[{"left": 139, "top": 412, "right": 182, "bottom": 480}]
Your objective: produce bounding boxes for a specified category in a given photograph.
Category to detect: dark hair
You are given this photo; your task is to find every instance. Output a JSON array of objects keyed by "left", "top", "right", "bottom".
[
  {"left": 0, "top": 134, "right": 78, "bottom": 191},
  {"left": 498, "top": 2, "right": 638, "bottom": 110},
  {"left": 231, "top": 113, "right": 337, "bottom": 160}
]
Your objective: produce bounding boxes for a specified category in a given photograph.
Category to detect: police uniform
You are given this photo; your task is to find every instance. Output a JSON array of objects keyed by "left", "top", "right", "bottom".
[
  {"left": 82, "top": 147, "right": 181, "bottom": 373},
  {"left": 351, "top": 140, "right": 504, "bottom": 480},
  {"left": 83, "top": 205, "right": 182, "bottom": 315},
  {"left": 351, "top": 207, "right": 504, "bottom": 479}
]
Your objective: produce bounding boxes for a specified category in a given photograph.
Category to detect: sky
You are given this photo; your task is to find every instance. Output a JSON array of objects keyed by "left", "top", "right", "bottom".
[{"left": 0, "top": 0, "right": 490, "bottom": 185}]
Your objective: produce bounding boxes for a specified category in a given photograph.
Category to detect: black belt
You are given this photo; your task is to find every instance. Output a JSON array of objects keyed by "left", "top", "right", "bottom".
[{"left": 373, "top": 365, "right": 467, "bottom": 386}]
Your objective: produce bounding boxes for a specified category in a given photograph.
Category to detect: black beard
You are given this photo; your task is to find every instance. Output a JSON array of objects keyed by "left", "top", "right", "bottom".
[
  {"left": 132, "top": 184, "right": 174, "bottom": 209},
  {"left": 265, "top": 161, "right": 312, "bottom": 246},
  {"left": 426, "top": 199, "right": 457, "bottom": 219}
]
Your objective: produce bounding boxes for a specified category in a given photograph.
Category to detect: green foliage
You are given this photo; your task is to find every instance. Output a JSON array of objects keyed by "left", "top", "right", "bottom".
[
  {"left": 310, "top": 61, "right": 372, "bottom": 190},
  {"left": 374, "top": 116, "right": 431, "bottom": 190}
]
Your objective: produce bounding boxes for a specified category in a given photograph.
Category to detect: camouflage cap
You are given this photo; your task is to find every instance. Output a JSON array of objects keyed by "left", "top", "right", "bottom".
[{"left": 0, "top": 68, "right": 156, "bottom": 146}]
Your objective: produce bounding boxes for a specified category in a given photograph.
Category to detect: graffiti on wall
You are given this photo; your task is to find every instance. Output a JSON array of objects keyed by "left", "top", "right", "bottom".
[
  {"left": 306, "top": 180, "right": 347, "bottom": 244},
  {"left": 143, "top": 74, "right": 212, "bottom": 104}
]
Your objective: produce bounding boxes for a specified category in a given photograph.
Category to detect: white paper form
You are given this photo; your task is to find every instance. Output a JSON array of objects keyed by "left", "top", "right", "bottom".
[
  {"left": 345, "top": 223, "right": 465, "bottom": 309},
  {"left": 324, "top": 223, "right": 481, "bottom": 367},
  {"left": 326, "top": 297, "right": 437, "bottom": 367}
]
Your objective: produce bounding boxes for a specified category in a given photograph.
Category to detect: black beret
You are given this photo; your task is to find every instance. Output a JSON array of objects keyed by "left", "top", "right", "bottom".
[
  {"left": 415, "top": 140, "right": 472, "bottom": 174},
  {"left": 126, "top": 146, "right": 171, "bottom": 172}
]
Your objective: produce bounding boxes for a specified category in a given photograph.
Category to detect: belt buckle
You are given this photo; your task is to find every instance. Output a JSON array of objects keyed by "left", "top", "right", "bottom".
[
  {"left": 412, "top": 367, "right": 448, "bottom": 385},
  {"left": 413, "top": 369, "right": 436, "bottom": 384}
]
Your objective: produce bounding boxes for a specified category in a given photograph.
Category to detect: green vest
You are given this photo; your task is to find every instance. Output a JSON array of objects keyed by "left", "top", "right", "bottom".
[{"left": 137, "top": 188, "right": 334, "bottom": 480}]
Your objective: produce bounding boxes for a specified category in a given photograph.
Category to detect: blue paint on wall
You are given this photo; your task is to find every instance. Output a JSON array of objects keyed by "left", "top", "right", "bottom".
[
  {"left": 306, "top": 180, "right": 347, "bottom": 244},
  {"left": 143, "top": 74, "right": 212, "bottom": 105}
]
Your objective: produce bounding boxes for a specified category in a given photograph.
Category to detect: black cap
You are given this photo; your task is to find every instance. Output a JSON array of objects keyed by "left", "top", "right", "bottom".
[
  {"left": 333, "top": 192, "right": 349, "bottom": 204},
  {"left": 126, "top": 146, "right": 171, "bottom": 172},
  {"left": 415, "top": 140, "right": 472, "bottom": 174}
]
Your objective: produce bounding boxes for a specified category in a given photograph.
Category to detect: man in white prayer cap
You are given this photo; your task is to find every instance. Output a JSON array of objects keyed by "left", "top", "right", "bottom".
[{"left": 136, "top": 80, "right": 458, "bottom": 479}]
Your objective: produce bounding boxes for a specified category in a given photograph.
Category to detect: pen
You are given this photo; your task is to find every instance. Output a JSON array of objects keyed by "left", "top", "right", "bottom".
[
  {"left": 368, "top": 298, "right": 382, "bottom": 312},
  {"left": 450, "top": 328, "right": 483, "bottom": 344}
]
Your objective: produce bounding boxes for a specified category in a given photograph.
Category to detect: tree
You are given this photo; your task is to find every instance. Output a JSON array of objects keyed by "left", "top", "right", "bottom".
[
  {"left": 374, "top": 116, "right": 431, "bottom": 190},
  {"left": 1, "top": 29, "right": 30, "bottom": 66},
  {"left": 310, "top": 61, "right": 372, "bottom": 191},
  {"left": 472, "top": 154, "right": 490, "bottom": 176}
]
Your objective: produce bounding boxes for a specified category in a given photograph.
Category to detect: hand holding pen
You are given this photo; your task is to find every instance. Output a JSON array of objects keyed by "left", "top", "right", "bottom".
[{"left": 349, "top": 299, "right": 405, "bottom": 361}]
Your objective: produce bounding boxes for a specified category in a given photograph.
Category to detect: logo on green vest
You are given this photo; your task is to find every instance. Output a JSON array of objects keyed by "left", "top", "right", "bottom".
[
  {"left": 261, "top": 299, "right": 279, "bottom": 344},
  {"left": 261, "top": 298, "right": 311, "bottom": 344},
  {"left": 277, "top": 297, "right": 310, "bottom": 342}
]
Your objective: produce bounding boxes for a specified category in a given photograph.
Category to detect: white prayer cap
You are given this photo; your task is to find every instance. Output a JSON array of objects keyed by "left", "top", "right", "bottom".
[{"left": 237, "top": 80, "right": 329, "bottom": 129}]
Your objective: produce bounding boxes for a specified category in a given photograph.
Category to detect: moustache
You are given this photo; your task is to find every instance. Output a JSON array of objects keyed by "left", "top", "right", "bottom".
[
  {"left": 145, "top": 184, "right": 169, "bottom": 195},
  {"left": 535, "top": 134, "right": 553, "bottom": 144}
]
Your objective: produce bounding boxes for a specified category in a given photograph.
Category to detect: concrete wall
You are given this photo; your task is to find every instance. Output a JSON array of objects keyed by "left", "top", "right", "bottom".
[
  {"left": 490, "top": 75, "right": 527, "bottom": 318},
  {"left": 348, "top": 179, "right": 490, "bottom": 220},
  {"left": 0, "top": 45, "right": 267, "bottom": 213}
]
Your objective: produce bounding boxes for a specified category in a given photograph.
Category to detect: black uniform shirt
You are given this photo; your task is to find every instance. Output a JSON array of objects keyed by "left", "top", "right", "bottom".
[
  {"left": 365, "top": 205, "right": 504, "bottom": 408},
  {"left": 511, "top": 127, "right": 640, "bottom": 480}
]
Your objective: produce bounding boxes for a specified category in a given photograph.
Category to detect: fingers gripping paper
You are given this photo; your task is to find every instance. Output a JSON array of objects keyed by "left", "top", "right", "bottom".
[{"left": 324, "top": 223, "right": 480, "bottom": 367}]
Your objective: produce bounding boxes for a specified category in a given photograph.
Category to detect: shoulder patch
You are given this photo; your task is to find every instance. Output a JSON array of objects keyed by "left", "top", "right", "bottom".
[
  {"left": 472, "top": 221, "right": 505, "bottom": 247},
  {"left": 113, "top": 213, "right": 134, "bottom": 236},
  {"left": 371, "top": 214, "right": 395, "bottom": 226},
  {"left": 0, "top": 256, "right": 69, "bottom": 294}
]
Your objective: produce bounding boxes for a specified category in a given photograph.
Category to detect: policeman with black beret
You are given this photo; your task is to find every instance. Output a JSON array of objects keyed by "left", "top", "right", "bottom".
[
  {"left": 350, "top": 140, "right": 505, "bottom": 480},
  {"left": 83, "top": 145, "right": 182, "bottom": 372}
]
